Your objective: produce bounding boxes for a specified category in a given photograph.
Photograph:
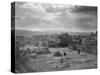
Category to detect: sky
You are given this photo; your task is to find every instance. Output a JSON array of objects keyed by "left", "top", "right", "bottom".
[{"left": 15, "top": 2, "right": 97, "bottom": 32}]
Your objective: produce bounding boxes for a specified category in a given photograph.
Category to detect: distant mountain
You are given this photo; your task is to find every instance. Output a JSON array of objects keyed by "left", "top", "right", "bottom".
[
  {"left": 15, "top": 29, "right": 91, "bottom": 37},
  {"left": 68, "top": 32, "right": 91, "bottom": 36},
  {"left": 15, "top": 30, "right": 53, "bottom": 36}
]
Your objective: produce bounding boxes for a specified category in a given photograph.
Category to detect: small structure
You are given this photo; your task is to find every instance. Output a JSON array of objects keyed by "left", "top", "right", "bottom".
[{"left": 20, "top": 40, "right": 50, "bottom": 56}]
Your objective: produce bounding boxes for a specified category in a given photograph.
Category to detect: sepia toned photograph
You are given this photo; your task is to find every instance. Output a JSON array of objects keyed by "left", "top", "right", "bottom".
[{"left": 11, "top": 2, "right": 97, "bottom": 73}]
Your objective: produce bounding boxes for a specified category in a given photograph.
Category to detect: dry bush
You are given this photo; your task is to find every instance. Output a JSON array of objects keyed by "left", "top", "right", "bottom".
[{"left": 53, "top": 51, "right": 62, "bottom": 57}]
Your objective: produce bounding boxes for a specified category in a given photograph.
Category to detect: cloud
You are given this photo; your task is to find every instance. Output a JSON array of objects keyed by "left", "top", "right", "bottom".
[
  {"left": 15, "top": 2, "right": 97, "bottom": 32},
  {"left": 72, "top": 6, "right": 97, "bottom": 15},
  {"left": 15, "top": 2, "right": 63, "bottom": 30},
  {"left": 70, "top": 6, "right": 97, "bottom": 32},
  {"left": 76, "top": 14, "right": 97, "bottom": 32}
]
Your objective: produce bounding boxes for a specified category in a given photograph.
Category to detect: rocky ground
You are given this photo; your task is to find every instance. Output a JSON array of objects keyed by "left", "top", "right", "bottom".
[{"left": 27, "top": 48, "right": 97, "bottom": 72}]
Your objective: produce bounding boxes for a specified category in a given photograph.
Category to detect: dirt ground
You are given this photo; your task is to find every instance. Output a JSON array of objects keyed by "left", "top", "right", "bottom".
[{"left": 26, "top": 48, "right": 97, "bottom": 72}]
